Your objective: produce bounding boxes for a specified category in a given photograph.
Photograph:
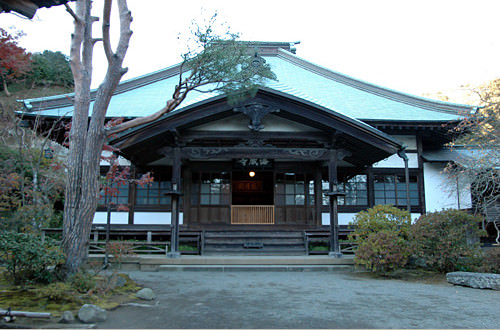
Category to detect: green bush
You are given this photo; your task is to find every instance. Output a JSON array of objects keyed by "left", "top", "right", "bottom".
[
  {"left": 350, "top": 204, "right": 412, "bottom": 241},
  {"left": 355, "top": 231, "right": 411, "bottom": 274},
  {"left": 0, "top": 231, "right": 65, "bottom": 285},
  {"left": 70, "top": 270, "right": 96, "bottom": 293},
  {"left": 410, "top": 209, "right": 484, "bottom": 273},
  {"left": 351, "top": 205, "right": 412, "bottom": 274},
  {"left": 37, "top": 281, "right": 77, "bottom": 303},
  {"left": 476, "top": 247, "right": 500, "bottom": 274}
]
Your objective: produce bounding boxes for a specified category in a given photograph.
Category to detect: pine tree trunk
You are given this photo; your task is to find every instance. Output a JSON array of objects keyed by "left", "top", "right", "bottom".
[{"left": 61, "top": 0, "right": 132, "bottom": 274}]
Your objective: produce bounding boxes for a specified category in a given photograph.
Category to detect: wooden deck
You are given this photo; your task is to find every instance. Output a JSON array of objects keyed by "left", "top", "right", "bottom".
[
  {"left": 87, "top": 255, "right": 355, "bottom": 271},
  {"left": 42, "top": 225, "right": 355, "bottom": 256}
]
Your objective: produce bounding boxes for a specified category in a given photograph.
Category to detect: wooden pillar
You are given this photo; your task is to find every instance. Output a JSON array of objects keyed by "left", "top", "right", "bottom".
[
  {"left": 314, "top": 164, "right": 323, "bottom": 227},
  {"left": 167, "top": 147, "right": 182, "bottom": 258},
  {"left": 127, "top": 164, "right": 136, "bottom": 225},
  {"left": 417, "top": 134, "right": 426, "bottom": 213},
  {"left": 183, "top": 164, "right": 191, "bottom": 226},
  {"left": 327, "top": 149, "right": 343, "bottom": 258}
]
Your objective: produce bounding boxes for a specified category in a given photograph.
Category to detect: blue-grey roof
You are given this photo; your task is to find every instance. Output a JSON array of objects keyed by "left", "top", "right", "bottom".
[
  {"left": 422, "top": 147, "right": 500, "bottom": 169},
  {"left": 20, "top": 46, "right": 476, "bottom": 122}
]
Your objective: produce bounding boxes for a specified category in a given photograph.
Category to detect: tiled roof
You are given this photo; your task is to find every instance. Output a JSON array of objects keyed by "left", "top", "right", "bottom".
[{"left": 20, "top": 45, "right": 476, "bottom": 122}]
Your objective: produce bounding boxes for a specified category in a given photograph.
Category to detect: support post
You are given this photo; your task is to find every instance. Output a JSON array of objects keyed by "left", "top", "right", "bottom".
[
  {"left": 127, "top": 164, "right": 136, "bottom": 224},
  {"left": 167, "top": 147, "right": 182, "bottom": 258},
  {"left": 327, "top": 149, "right": 344, "bottom": 258}
]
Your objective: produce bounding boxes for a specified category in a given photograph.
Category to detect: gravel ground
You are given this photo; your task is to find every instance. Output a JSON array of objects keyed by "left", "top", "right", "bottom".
[{"left": 98, "top": 270, "right": 499, "bottom": 329}]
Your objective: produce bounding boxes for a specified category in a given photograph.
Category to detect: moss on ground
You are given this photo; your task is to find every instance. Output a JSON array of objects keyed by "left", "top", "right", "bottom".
[{"left": 0, "top": 269, "right": 141, "bottom": 318}]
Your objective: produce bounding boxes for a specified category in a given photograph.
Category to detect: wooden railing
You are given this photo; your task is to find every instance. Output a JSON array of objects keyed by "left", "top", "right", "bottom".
[{"left": 231, "top": 205, "right": 275, "bottom": 224}]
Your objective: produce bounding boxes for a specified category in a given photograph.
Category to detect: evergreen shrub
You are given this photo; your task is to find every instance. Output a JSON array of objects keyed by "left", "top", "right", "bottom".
[
  {"left": 410, "top": 209, "right": 484, "bottom": 273},
  {"left": 0, "top": 231, "right": 65, "bottom": 285},
  {"left": 351, "top": 204, "right": 412, "bottom": 274},
  {"left": 476, "top": 247, "right": 500, "bottom": 274}
]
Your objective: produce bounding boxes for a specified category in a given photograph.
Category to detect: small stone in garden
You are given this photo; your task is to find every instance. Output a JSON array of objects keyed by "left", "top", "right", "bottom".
[
  {"left": 59, "top": 310, "right": 75, "bottom": 323},
  {"left": 78, "top": 304, "right": 107, "bottom": 323},
  {"left": 136, "top": 288, "right": 156, "bottom": 300}
]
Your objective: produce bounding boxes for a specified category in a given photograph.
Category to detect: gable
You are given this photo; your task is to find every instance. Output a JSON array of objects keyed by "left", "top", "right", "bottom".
[
  {"left": 190, "top": 113, "right": 321, "bottom": 133},
  {"left": 110, "top": 89, "right": 403, "bottom": 168}
]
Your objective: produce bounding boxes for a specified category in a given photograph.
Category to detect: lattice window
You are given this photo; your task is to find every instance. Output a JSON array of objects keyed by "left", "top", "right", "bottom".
[
  {"left": 322, "top": 175, "right": 368, "bottom": 206},
  {"left": 99, "top": 182, "right": 129, "bottom": 206},
  {"left": 191, "top": 171, "right": 230, "bottom": 206},
  {"left": 276, "top": 173, "right": 314, "bottom": 206},
  {"left": 136, "top": 181, "right": 172, "bottom": 205},
  {"left": 374, "top": 174, "right": 419, "bottom": 206}
]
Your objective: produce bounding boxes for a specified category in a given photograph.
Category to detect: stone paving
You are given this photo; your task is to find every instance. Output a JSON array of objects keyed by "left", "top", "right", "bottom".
[{"left": 97, "top": 269, "right": 500, "bottom": 329}]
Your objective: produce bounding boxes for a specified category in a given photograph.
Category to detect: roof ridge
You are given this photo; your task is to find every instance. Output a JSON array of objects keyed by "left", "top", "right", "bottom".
[{"left": 274, "top": 48, "right": 476, "bottom": 115}]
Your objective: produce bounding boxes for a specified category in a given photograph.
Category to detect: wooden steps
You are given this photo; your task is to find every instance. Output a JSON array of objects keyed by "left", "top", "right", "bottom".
[{"left": 202, "top": 230, "right": 306, "bottom": 255}]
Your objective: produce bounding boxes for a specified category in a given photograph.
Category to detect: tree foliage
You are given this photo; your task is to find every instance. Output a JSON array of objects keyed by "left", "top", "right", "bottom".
[
  {"left": 106, "top": 13, "right": 276, "bottom": 136},
  {"left": 446, "top": 79, "right": 500, "bottom": 217},
  {"left": 29, "top": 50, "right": 74, "bottom": 88},
  {"left": 0, "top": 28, "right": 31, "bottom": 96},
  {"left": 0, "top": 120, "right": 65, "bottom": 232}
]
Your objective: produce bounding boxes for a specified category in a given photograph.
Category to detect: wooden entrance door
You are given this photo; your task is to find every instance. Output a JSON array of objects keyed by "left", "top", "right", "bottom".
[{"left": 231, "top": 171, "right": 274, "bottom": 224}]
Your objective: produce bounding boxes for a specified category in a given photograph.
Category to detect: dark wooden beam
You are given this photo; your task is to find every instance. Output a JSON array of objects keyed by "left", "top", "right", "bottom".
[{"left": 177, "top": 146, "right": 330, "bottom": 160}]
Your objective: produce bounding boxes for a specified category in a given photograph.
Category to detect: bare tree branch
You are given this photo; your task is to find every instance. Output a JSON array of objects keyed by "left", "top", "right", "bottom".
[
  {"left": 64, "top": 3, "right": 80, "bottom": 22},
  {"left": 102, "top": 0, "right": 113, "bottom": 63}
]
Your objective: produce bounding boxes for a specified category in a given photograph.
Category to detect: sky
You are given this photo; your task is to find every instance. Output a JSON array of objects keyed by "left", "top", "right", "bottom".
[{"left": 2, "top": 0, "right": 500, "bottom": 98}]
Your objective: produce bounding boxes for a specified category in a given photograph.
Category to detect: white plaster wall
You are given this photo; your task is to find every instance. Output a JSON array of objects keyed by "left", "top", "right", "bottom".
[
  {"left": 93, "top": 212, "right": 128, "bottom": 224},
  {"left": 93, "top": 212, "right": 184, "bottom": 225},
  {"left": 322, "top": 213, "right": 357, "bottom": 226},
  {"left": 423, "top": 162, "right": 472, "bottom": 212},
  {"left": 392, "top": 135, "right": 417, "bottom": 150},
  {"left": 372, "top": 152, "right": 418, "bottom": 168}
]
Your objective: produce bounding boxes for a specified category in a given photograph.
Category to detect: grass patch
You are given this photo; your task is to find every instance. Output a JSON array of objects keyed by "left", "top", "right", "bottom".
[{"left": 179, "top": 244, "right": 198, "bottom": 252}]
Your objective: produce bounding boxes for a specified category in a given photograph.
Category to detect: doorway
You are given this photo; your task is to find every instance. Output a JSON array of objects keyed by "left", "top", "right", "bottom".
[
  {"left": 231, "top": 171, "right": 274, "bottom": 224},
  {"left": 232, "top": 171, "right": 274, "bottom": 205}
]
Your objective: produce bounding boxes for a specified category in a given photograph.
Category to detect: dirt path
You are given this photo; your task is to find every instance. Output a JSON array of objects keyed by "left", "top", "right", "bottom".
[{"left": 98, "top": 270, "right": 499, "bottom": 329}]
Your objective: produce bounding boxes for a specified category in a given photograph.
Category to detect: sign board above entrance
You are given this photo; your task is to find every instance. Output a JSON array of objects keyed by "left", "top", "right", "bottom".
[{"left": 233, "top": 158, "right": 274, "bottom": 170}]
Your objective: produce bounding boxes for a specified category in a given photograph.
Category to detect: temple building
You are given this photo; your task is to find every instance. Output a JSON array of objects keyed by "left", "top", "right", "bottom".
[{"left": 21, "top": 42, "right": 476, "bottom": 255}]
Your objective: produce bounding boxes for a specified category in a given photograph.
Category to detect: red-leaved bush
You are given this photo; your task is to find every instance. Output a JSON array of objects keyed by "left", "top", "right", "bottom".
[{"left": 355, "top": 230, "right": 411, "bottom": 274}]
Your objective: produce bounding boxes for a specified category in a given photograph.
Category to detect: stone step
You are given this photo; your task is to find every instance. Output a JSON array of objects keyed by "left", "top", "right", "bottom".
[
  {"left": 203, "top": 238, "right": 305, "bottom": 245},
  {"left": 204, "top": 231, "right": 304, "bottom": 238},
  {"left": 138, "top": 255, "right": 354, "bottom": 265},
  {"left": 157, "top": 264, "right": 354, "bottom": 272}
]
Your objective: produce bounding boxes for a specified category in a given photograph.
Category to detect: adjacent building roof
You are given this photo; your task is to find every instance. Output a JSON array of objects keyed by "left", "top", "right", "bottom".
[
  {"left": 20, "top": 41, "right": 477, "bottom": 123},
  {"left": 0, "top": 0, "right": 74, "bottom": 19},
  {"left": 422, "top": 147, "right": 500, "bottom": 169}
]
